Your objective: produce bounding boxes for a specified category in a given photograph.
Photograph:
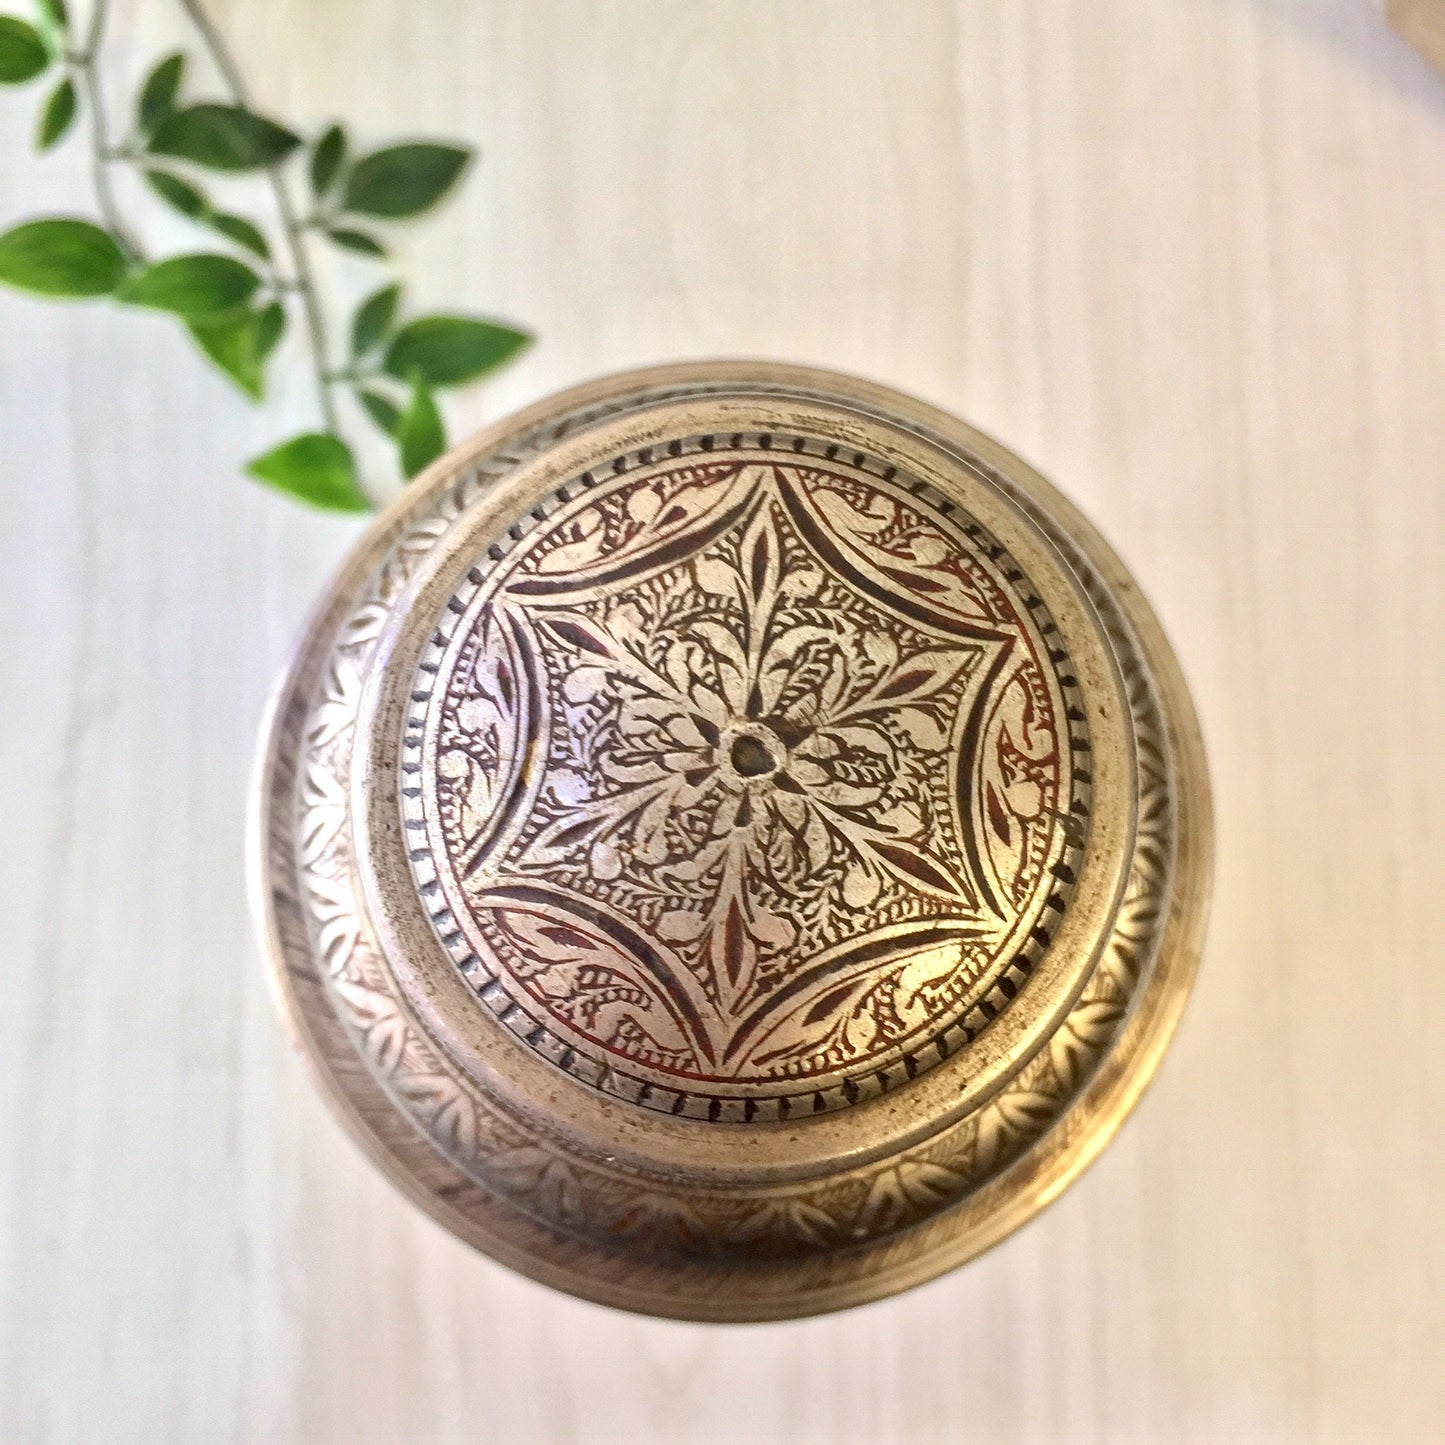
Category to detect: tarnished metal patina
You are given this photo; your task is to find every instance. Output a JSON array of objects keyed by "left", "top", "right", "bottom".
[{"left": 251, "top": 363, "right": 1212, "bottom": 1320}]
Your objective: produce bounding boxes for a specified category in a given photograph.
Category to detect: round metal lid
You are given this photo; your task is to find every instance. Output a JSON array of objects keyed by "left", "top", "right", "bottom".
[{"left": 251, "top": 362, "right": 1211, "bottom": 1320}]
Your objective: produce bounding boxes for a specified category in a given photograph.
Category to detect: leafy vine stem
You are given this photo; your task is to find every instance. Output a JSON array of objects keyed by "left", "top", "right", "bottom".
[
  {"left": 171, "top": 0, "right": 338, "bottom": 433},
  {"left": 70, "top": 0, "right": 140, "bottom": 258},
  {"left": 0, "top": 0, "right": 532, "bottom": 510}
]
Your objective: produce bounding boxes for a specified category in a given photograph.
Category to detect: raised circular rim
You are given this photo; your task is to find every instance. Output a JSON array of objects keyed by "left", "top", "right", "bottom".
[
  {"left": 248, "top": 360, "right": 1212, "bottom": 1321},
  {"left": 348, "top": 392, "right": 1138, "bottom": 1190},
  {"left": 403, "top": 432, "right": 1093, "bottom": 1117}
]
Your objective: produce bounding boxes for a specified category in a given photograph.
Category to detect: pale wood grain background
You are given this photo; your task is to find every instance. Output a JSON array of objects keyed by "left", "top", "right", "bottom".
[{"left": 1, "top": 1, "right": 1442, "bottom": 1441}]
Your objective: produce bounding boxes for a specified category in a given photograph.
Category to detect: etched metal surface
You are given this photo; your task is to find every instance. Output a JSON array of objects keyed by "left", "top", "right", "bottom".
[
  {"left": 405, "top": 441, "right": 1087, "bottom": 1116},
  {"left": 254, "top": 363, "right": 1212, "bottom": 1318}
]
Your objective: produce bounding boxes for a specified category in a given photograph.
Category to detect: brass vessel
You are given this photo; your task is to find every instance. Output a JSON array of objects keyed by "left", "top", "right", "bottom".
[{"left": 250, "top": 362, "right": 1212, "bottom": 1320}]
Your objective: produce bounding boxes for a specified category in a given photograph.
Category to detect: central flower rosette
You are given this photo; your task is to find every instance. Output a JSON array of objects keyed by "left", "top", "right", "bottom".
[{"left": 520, "top": 496, "right": 990, "bottom": 1020}]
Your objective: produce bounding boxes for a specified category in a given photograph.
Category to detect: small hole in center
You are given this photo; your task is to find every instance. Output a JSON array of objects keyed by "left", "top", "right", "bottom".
[{"left": 730, "top": 734, "right": 776, "bottom": 777}]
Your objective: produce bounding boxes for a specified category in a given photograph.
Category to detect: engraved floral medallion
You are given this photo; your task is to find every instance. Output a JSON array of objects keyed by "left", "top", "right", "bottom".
[{"left": 407, "top": 442, "right": 1086, "bottom": 1116}]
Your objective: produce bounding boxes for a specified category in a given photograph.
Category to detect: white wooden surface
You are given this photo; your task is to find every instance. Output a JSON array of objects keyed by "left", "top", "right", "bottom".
[{"left": 2, "top": 2, "right": 1443, "bottom": 1441}]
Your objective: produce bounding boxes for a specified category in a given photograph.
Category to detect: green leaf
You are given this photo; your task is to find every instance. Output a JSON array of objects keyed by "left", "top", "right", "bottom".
[
  {"left": 118, "top": 253, "right": 259, "bottom": 318},
  {"left": 146, "top": 171, "right": 270, "bottom": 260},
  {"left": 207, "top": 212, "right": 270, "bottom": 260},
  {"left": 255, "top": 299, "right": 286, "bottom": 360},
  {"left": 309, "top": 123, "right": 347, "bottom": 199},
  {"left": 246, "top": 432, "right": 370, "bottom": 512},
  {"left": 0, "top": 218, "right": 125, "bottom": 297},
  {"left": 36, "top": 74, "right": 75, "bottom": 150},
  {"left": 326, "top": 227, "right": 385, "bottom": 258},
  {"left": 382, "top": 315, "right": 530, "bottom": 388},
  {"left": 137, "top": 52, "right": 185, "bottom": 134},
  {"left": 350, "top": 283, "right": 400, "bottom": 357},
  {"left": 149, "top": 103, "right": 300, "bottom": 172},
  {"left": 34, "top": 0, "right": 66, "bottom": 58},
  {"left": 144, "top": 168, "right": 209, "bottom": 219},
  {"left": 357, "top": 388, "right": 401, "bottom": 437},
  {"left": 0, "top": 16, "right": 48, "bottom": 84},
  {"left": 397, "top": 375, "right": 446, "bottom": 478},
  {"left": 187, "top": 308, "right": 264, "bottom": 401},
  {"left": 340, "top": 142, "right": 470, "bottom": 219}
]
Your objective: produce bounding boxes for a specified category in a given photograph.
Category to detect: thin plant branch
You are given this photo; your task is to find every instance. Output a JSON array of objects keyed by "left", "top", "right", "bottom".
[
  {"left": 175, "top": 0, "right": 341, "bottom": 437},
  {"left": 70, "top": 0, "right": 144, "bottom": 261}
]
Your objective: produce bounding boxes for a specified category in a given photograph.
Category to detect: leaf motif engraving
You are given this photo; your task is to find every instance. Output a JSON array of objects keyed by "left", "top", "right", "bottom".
[
  {"left": 727, "top": 1196, "right": 838, "bottom": 1250},
  {"left": 297, "top": 759, "right": 347, "bottom": 866},
  {"left": 1049, "top": 997, "right": 1126, "bottom": 1091},
  {"left": 859, "top": 1161, "right": 963, "bottom": 1234},
  {"left": 976, "top": 1081, "right": 1063, "bottom": 1172},
  {"left": 489, "top": 1147, "right": 583, "bottom": 1223}
]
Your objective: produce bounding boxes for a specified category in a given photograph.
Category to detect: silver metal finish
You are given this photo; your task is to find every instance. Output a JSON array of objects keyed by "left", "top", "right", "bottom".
[{"left": 251, "top": 362, "right": 1212, "bottom": 1320}]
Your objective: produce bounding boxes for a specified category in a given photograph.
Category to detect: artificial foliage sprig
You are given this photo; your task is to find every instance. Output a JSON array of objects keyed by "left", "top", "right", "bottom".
[{"left": 0, "top": 0, "right": 532, "bottom": 511}]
